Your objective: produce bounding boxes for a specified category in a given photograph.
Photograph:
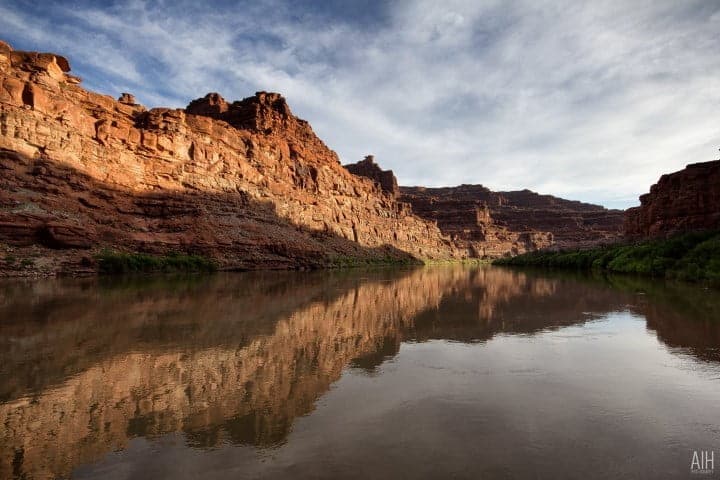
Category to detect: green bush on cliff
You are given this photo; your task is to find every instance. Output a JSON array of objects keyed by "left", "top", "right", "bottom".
[
  {"left": 494, "top": 230, "right": 720, "bottom": 286},
  {"left": 97, "top": 250, "right": 217, "bottom": 274}
]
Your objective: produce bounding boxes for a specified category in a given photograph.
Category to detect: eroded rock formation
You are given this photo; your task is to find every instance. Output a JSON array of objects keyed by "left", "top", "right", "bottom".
[
  {"left": 625, "top": 160, "right": 720, "bottom": 237},
  {"left": 344, "top": 155, "right": 399, "bottom": 197},
  {"left": 0, "top": 41, "right": 460, "bottom": 274},
  {"left": 399, "top": 185, "right": 623, "bottom": 255},
  {"left": 492, "top": 189, "right": 625, "bottom": 248}
]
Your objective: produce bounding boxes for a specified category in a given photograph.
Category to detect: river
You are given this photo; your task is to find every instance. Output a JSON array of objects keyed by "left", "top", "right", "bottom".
[{"left": 1, "top": 265, "right": 718, "bottom": 479}]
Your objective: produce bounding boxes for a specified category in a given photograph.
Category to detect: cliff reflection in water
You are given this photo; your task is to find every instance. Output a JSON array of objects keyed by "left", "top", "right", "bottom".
[{"left": 1, "top": 266, "right": 719, "bottom": 479}]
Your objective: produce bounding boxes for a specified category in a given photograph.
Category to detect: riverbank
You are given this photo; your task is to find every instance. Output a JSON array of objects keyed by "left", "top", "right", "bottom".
[
  {"left": 1, "top": 244, "right": 496, "bottom": 277},
  {"left": 494, "top": 230, "right": 720, "bottom": 286}
]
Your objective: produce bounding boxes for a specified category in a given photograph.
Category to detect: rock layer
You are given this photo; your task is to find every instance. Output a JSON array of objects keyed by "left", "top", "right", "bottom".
[
  {"left": 0, "top": 41, "right": 460, "bottom": 274},
  {"left": 625, "top": 160, "right": 720, "bottom": 237}
]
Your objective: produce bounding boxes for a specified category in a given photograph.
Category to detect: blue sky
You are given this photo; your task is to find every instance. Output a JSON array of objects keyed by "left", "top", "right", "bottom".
[{"left": 2, "top": 0, "right": 719, "bottom": 208}]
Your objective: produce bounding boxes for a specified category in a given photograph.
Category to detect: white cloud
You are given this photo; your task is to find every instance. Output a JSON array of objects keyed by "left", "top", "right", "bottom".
[{"left": 1, "top": 0, "right": 718, "bottom": 208}]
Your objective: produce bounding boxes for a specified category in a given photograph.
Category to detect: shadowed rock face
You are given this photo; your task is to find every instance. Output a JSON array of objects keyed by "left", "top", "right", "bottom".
[
  {"left": 0, "top": 41, "right": 461, "bottom": 275},
  {"left": 0, "top": 149, "right": 429, "bottom": 274},
  {"left": 625, "top": 160, "right": 720, "bottom": 237}
]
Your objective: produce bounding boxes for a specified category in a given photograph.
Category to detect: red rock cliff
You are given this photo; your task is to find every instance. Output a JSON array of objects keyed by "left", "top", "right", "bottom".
[
  {"left": 399, "top": 185, "right": 623, "bottom": 255},
  {"left": 492, "top": 189, "right": 624, "bottom": 248},
  {"left": 625, "top": 160, "right": 720, "bottom": 237},
  {"left": 397, "top": 185, "right": 553, "bottom": 257},
  {"left": 0, "top": 41, "right": 461, "bottom": 274}
]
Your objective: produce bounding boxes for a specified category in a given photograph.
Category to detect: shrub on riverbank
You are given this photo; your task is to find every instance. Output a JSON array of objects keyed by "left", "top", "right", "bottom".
[
  {"left": 494, "top": 230, "right": 720, "bottom": 285},
  {"left": 97, "top": 251, "right": 217, "bottom": 274},
  {"left": 327, "top": 255, "right": 421, "bottom": 268}
]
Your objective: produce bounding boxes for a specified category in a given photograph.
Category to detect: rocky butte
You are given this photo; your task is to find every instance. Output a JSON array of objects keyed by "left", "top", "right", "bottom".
[{"left": 0, "top": 40, "right": 630, "bottom": 276}]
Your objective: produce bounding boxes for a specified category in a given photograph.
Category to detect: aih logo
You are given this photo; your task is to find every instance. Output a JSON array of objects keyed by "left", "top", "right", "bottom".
[{"left": 691, "top": 450, "right": 714, "bottom": 475}]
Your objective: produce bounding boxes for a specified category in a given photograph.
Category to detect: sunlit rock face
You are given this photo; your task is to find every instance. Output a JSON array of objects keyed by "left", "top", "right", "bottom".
[
  {"left": 625, "top": 160, "right": 720, "bottom": 237},
  {"left": 0, "top": 40, "right": 461, "bottom": 275}
]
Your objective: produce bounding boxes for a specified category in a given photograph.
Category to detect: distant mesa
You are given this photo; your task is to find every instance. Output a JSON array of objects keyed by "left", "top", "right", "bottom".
[{"left": 398, "top": 185, "right": 624, "bottom": 256}]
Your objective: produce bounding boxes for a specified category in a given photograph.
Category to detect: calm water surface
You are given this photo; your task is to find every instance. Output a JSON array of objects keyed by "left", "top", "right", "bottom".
[{"left": 1, "top": 266, "right": 719, "bottom": 479}]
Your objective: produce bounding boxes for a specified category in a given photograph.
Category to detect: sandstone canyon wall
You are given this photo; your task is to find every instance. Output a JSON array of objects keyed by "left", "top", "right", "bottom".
[
  {"left": 625, "top": 160, "right": 720, "bottom": 237},
  {"left": 339, "top": 160, "right": 625, "bottom": 258},
  {"left": 0, "top": 41, "right": 460, "bottom": 275}
]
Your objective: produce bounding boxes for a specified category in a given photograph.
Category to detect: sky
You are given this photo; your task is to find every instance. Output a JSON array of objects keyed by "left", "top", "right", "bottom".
[{"left": 1, "top": 0, "right": 719, "bottom": 209}]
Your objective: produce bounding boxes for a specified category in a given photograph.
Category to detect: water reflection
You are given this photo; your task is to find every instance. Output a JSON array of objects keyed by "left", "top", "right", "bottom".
[
  {"left": 604, "top": 275, "right": 720, "bottom": 362},
  {"left": 0, "top": 266, "right": 718, "bottom": 479}
]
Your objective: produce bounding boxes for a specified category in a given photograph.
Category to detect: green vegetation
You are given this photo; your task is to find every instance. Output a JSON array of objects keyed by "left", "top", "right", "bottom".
[
  {"left": 4, "top": 255, "right": 34, "bottom": 268},
  {"left": 97, "top": 250, "right": 217, "bottom": 274},
  {"left": 327, "top": 254, "right": 421, "bottom": 268},
  {"left": 326, "top": 256, "right": 491, "bottom": 269},
  {"left": 494, "top": 230, "right": 720, "bottom": 286},
  {"left": 421, "top": 258, "right": 489, "bottom": 266}
]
